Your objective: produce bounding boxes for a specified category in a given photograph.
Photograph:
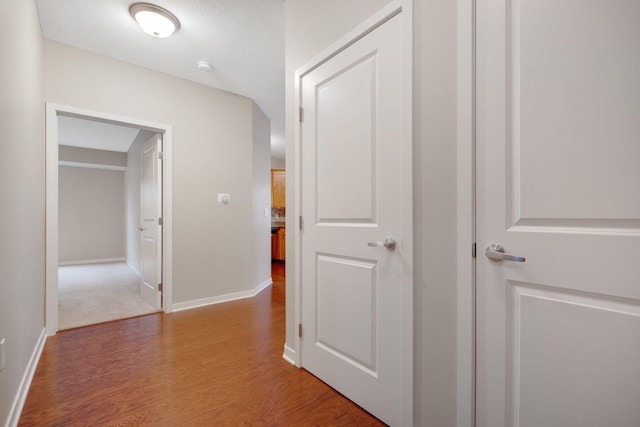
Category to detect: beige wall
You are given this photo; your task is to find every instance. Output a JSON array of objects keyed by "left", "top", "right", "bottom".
[
  {"left": 284, "top": 1, "right": 458, "bottom": 425},
  {"left": 43, "top": 40, "right": 270, "bottom": 303},
  {"left": 59, "top": 145, "right": 127, "bottom": 167},
  {"left": 413, "top": 0, "right": 458, "bottom": 424},
  {"left": 271, "top": 156, "right": 286, "bottom": 169},
  {"left": 58, "top": 165, "right": 125, "bottom": 263},
  {"left": 252, "top": 103, "right": 272, "bottom": 288},
  {"left": 0, "top": 0, "right": 44, "bottom": 424}
]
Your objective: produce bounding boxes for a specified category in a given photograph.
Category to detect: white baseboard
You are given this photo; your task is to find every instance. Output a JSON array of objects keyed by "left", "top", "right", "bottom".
[
  {"left": 5, "top": 328, "right": 46, "bottom": 427},
  {"left": 282, "top": 344, "right": 296, "bottom": 365},
  {"left": 172, "top": 278, "right": 273, "bottom": 312},
  {"left": 58, "top": 257, "right": 125, "bottom": 266},
  {"left": 125, "top": 259, "right": 140, "bottom": 276}
]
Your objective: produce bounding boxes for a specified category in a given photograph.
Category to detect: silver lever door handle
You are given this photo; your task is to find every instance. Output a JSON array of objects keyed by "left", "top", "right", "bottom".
[
  {"left": 136, "top": 226, "right": 145, "bottom": 231},
  {"left": 485, "top": 244, "right": 525, "bottom": 262},
  {"left": 368, "top": 237, "right": 396, "bottom": 251}
]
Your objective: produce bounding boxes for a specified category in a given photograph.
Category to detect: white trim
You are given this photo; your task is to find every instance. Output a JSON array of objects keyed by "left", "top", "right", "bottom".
[
  {"left": 5, "top": 328, "right": 46, "bottom": 427},
  {"left": 292, "top": 62, "right": 302, "bottom": 369},
  {"left": 171, "top": 279, "right": 273, "bottom": 312},
  {"left": 162, "top": 126, "right": 174, "bottom": 313},
  {"left": 46, "top": 103, "right": 174, "bottom": 335},
  {"left": 292, "top": 14, "right": 303, "bottom": 369},
  {"left": 58, "top": 257, "right": 125, "bottom": 266},
  {"left": 45, "top": 104, "right": 59, "bottom": 336},
  {"left": 293, "top": 2, "right": 413, "bottom": 425},
  {"left": 282, "top": 344, "right": 296, "bottom": 365},
  {"left": 457, "top": 0, "right": 476, "bottom": 426},
  {"left": 400, "top": 2, "right": 414, "bottom": 425},
  {"left": 58, "top": 161, "right": 127, "bottom": 171}
]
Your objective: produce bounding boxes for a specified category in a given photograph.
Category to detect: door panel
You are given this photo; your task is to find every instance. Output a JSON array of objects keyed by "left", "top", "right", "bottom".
[
  {"left": 316, "top": 254, "right": 378, "bottom": 372},
  {"left": 476, "top": 1, "right": 640, "bottom": 426},
  {"left": 300, "top": 11, "right": 408, "bottom": 426},
  {"left": 316, "top": 53, "right": 377, "bottom": 222},
  {"left": 512, "top": 283, "right": 640, "bottom": 427},
  {"left": 140, "top": 135, "right": 162, "bottom": 309},
  {"left": 511, "top": 0, "right": 640, "bottom": 224}
]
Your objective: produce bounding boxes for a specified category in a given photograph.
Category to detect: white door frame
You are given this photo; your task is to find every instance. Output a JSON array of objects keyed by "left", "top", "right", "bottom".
[
  {"left": 45, "top": 103, "right": 174, "bottom": 336},
  {"left": 457, "top": 0, "right": 476, "bottom": 426},
  {"left": 293, "top": 1, "right": 413, "bottom": 424}
]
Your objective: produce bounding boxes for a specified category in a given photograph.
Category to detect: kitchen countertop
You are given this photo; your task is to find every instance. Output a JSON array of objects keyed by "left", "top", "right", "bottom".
[{"left": 271, "top": 219, "right": 286, "bottom": 228}]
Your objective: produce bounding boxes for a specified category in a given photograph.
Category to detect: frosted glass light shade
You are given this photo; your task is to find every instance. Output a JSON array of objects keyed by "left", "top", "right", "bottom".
[{"left": 130, "top": 3, "right": 180, "bottom": 38}]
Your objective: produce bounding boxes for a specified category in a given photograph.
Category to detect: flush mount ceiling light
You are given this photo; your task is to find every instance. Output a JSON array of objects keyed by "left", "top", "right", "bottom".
[{"left": 129, "top": 3, "right": 180, "bottom": 38}]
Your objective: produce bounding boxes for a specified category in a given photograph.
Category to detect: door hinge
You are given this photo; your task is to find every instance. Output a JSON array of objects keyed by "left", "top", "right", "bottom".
[
  {"left": 299, "top": 215, "right": 303, "bottom": 230},
  {"left": 158, "top": 283, "right": 163, "bottom": 292},
  {"left": 299, "top": 107, "right": 304, "bottom": 122},
  {"left": 158, "top": 151, "right": 163, "bottom": 160},
  {"left": 472, "top": 242, "right": 477, "bottom": 258},
  {"left": 158, "top": 217, "right": 163, "bottom": 226},
  {"left": 298, "top": 323, "right": 302, "bottom": 338}
]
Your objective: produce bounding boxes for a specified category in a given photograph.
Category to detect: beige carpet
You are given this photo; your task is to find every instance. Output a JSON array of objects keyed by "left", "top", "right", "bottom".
[{"left": 58, "top": 262, "right": 158, "bottom": 330}]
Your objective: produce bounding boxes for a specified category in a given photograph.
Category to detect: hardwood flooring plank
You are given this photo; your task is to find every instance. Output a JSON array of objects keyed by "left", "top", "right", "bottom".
[{"left": 19, "top": 263, "right": 385, "bottom": 426}]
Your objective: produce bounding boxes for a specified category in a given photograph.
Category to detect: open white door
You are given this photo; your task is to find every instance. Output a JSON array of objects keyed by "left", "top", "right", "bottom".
[
  {"left": 139, "top": 134, "right": 162, "bottom": 309},
  {"left": 476, "top": 1, "right": 640, "bottom": 426},
  {"left": 298, "top": 8, "right": 411, "bottom": 426}
]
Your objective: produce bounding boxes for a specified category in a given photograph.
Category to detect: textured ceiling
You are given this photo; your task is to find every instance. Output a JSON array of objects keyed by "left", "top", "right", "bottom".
[{"left": 36, "top": 0, "right": 285, "bottom": 158}]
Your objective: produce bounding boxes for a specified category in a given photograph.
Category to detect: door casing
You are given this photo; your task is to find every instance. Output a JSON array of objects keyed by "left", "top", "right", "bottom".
[
  {"left": 292, "top": 1, "right": 414, "bottom": 424},
  {"left": 457, "top": 1, "right": 476, "bottom": 426},
  {"left": 45, "top": 103, "right": 174, "bottom": 336}
]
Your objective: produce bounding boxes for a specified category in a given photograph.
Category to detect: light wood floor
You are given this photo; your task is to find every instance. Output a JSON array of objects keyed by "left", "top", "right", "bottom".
[{"left": 19, "top": 262, "right": 385, "bottom": 426}]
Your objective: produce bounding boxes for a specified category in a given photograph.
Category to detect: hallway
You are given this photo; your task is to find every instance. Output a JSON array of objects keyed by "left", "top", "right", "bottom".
[{"left": 20, "top": 263, "right": 384, "bottom": 425}]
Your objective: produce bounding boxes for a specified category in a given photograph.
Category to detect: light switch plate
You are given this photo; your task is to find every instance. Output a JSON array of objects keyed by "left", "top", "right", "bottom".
[
  {"left": 217, "top": 194, "right": 230, "bottom": 205},
  {"left": 264, "top": 208, "right": 270, "bottom": 217}
]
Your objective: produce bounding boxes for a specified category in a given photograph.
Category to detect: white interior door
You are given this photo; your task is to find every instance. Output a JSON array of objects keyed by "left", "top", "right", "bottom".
[
  {"left": 476, "top": 1, "right": 640, "bottom": 426},
  {"left": 299, "top": 11, "right": 410, "bottom": 426},
  {"left": 140, "top": 134, "right": 162, "bottom": 309}
]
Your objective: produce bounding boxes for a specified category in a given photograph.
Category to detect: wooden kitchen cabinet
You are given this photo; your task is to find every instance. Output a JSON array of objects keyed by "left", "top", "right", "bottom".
[
  {"left": 271, "top": 233, "right": 277, "bottom": 262},
  {"left": 276, "top": 227, "right": 286, "bottom": 261},
  {"left": 271, "top": 169, "right": 286, "bottom": 208}
]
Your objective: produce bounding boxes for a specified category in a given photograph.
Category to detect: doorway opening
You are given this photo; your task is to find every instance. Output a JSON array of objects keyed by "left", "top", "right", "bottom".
[
  {"left": 45, "top": 103, "right": 173, "bottom": 335},
  {"left": 270, "top": 167, "right": 285, "bottom": 265}
]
